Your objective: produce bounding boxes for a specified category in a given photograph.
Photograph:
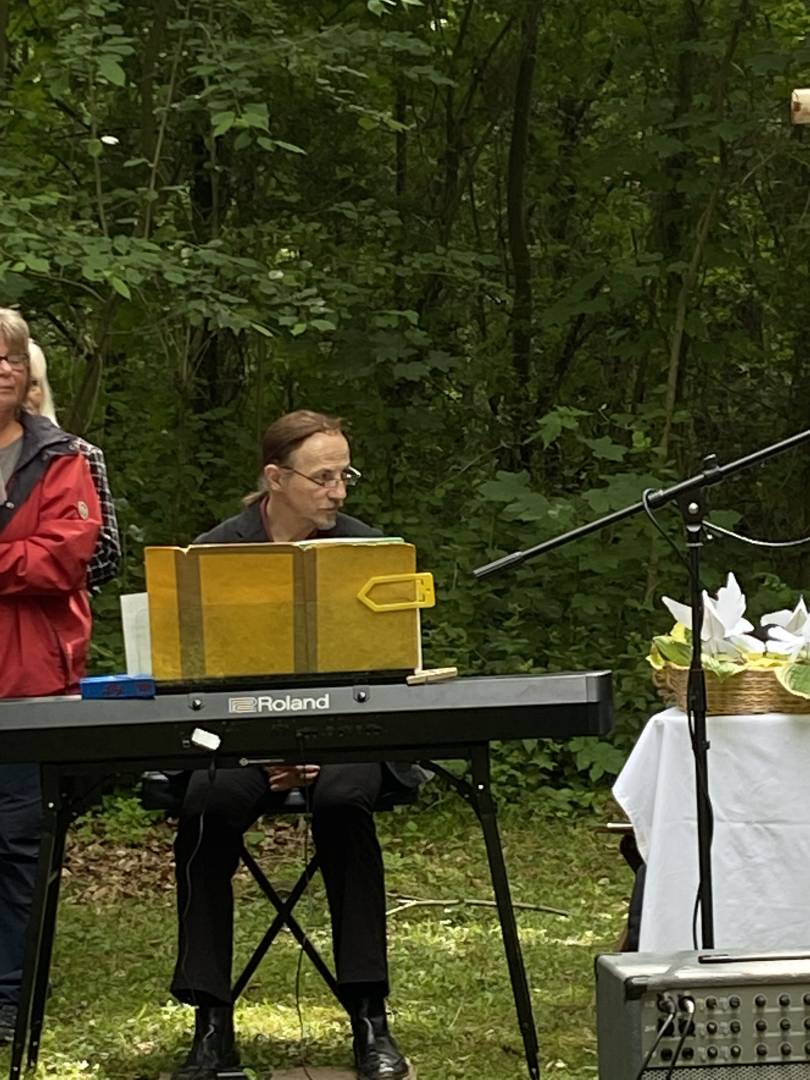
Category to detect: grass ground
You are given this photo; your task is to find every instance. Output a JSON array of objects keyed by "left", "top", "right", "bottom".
[{"left": 0, "top": 795, "right": 632, "bottom": 1080}]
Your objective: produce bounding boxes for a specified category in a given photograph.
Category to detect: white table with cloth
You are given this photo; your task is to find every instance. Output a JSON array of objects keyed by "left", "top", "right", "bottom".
[{"left": 612, "top": 706, "right": 810, "bottom": 952}]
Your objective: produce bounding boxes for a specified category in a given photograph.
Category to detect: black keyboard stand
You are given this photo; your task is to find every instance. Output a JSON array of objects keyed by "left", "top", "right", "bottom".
[
  {"left": 10, "top": 745, "right": 540, "bottom": 1080},
  {"left": 423, "top": 747, "right": 540, "bottom": 1080},
  {"left": 10, "top": 766, "right": 69, "bottom": 1080}
]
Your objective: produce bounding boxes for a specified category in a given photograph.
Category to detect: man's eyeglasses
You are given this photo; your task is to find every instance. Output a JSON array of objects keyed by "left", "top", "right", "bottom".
[
  {"left": 280, "top": 465, "right": 361, "bottom": 489},
  {"left": 0, "top": 354, "right": 28, "bottom": 371}
]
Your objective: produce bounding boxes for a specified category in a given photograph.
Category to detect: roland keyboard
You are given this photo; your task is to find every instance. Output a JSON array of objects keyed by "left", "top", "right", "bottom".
[{"left": 0, "top": 670, "right": 612, "bottom": 769}]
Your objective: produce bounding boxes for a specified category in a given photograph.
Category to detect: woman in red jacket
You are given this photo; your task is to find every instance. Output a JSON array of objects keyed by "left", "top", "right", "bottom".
[{"left": 0, "top": 309, "right": 101, "bottom": 1041}]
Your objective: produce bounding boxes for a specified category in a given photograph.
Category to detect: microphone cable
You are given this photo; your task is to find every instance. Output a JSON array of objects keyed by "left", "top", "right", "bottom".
[
  {"left": 641, "top": 489, "right": 704, "bottom": 589},
  {"left": 633, "top": 997, "right": 676, "bottom": 1080},
  {"left": 292, "top": 739, "right": 317, "bottom": 1080},
  {"left": 686, "top": 703, "right": 714, "bottom": 950},
  {"left": 664, "top": 998, "right": 695, "bottom": 1080},
  {"left": 178, "top": 756, "right": 218, "bottom": 1010},
  {"left": 705, "top": 519, "right": 810, "bottom": 549},
  {"left": 691, "top": 887, "right": 702, "bottom": 952}
]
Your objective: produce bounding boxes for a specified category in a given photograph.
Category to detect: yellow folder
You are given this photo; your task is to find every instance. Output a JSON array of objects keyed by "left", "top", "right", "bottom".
[{"left": 144, "top": 539, "right": 434, "bottom": 681}]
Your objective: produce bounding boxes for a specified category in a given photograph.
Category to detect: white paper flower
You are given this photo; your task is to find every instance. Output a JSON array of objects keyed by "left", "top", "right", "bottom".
[
  {"left": 761, "top": 596, "right": 809, "bottom": 632},
  {"left": 662, "top": 572, "right": 765, "bottom": 657},
  {"left": 761, "top": 597, "right": 810, "bottom": 659}
]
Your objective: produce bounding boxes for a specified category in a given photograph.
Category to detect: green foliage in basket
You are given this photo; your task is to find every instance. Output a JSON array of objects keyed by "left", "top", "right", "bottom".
[
  {"left": 775, "top": 660, "right": 810, "bottom": 700},
  {"left": 649, "top": 627, "right": 758, "bottom": 679}
]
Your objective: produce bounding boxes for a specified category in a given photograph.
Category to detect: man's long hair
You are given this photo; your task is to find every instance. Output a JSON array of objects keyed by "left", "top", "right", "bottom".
[{"left": 243, "top": 409, "right": 345, "bottom": 506}]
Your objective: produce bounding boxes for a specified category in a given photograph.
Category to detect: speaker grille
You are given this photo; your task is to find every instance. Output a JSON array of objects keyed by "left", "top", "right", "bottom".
[{"left": 642, "top": 1066, "right": 810, "bottom": 1079}]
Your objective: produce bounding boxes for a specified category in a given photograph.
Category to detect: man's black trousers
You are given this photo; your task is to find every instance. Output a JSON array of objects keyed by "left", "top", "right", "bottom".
[{"left": 170, "top": 762, "right": 393, "bottom": 1006}]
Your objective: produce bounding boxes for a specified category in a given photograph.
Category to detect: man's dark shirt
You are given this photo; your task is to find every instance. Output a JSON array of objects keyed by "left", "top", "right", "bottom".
[
  {"left": 193, "top": 498, "right": 425, "bottom": 788},
  {"left": 194, "top": 500, "right": 380, "bottom": 545}
]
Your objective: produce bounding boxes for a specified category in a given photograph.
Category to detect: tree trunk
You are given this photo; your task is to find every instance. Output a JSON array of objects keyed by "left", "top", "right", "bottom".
[
  {"left": 0, "top": 0, "right": 9, "bottom": 84},
  {"left": 139, "top": 0, "right": 170, "bottom": 166},
  {"left": 506, "top": 0, "right": 541, "bottom": 465}
]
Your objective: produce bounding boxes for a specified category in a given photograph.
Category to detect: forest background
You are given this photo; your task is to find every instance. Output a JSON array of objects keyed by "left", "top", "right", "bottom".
[{"left": 2, "top": 0, "right": 810, "bottom": 801}]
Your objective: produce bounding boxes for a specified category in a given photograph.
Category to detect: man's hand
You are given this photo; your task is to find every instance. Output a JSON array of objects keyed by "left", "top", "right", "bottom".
[{"left": 265, "top": 764, "right": 320, "bottom": 791}]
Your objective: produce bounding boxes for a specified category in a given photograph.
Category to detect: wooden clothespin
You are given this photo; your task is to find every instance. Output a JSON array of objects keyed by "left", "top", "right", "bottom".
[{"left": 406, "top": 666, "right": 459, "bottom": 685}]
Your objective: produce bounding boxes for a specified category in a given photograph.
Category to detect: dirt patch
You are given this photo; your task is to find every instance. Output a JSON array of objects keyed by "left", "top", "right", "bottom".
[{"left": 62, "top": 817, "right": 308, "bottom": 904}]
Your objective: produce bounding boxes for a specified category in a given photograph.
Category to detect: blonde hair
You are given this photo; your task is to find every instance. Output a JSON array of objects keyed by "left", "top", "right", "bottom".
[
  {"left": 26, "top": 341, "right": 58, "bottom": 423},
  {"left": 0, "top": 308, "right": 30, "bottom": 357}
]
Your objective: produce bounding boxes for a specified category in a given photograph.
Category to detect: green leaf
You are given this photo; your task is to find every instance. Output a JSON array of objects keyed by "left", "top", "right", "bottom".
[
  {"left": 310, "top": 318, "right": 337, "bottom": 331},
  {"left": 702, "top": 655, "right": 744, "bottom": 679},
  {"left": 476, "top": 471, "right": 563, "bottom": 524},
  {"left": 24, "top": 254, "right": 49, "bottom": 273},
  {"left": 535, "top": 406, "right": 589, "bottom": 448},
  {"left": 581, "top": 436, "right": 626, "bottom": 462},
  {"left": 257, "top": 136, "right": 307, "bottom": 154},
  {"left": 478, "top": 470, "right": 532, "bottom": 504},
  {"left": 242, "top": 102, "right": 269, "bottom": 130},
  {"left": 651, "top": 636, "right": 692, "bottom": 667},
  {"left": 405, "top": 64, "right": 455, "bottom": 87},
  {"left": 211, "top": 111, "right": 236, "bottom": 137},
  {"left": 98, "top": 56, "right": 126, "bottom": 86},
  {"left": 582, "top": 471, "right": 664, "bottom": 514},
  {"left": 110, "top": 276, "right": 131, "bottom": 299},
  {"left": 291, "top": 323, "right": 307, "bottom": 336},
  {"left": 272, "top": 139, "right": 307, "bottom": 155},
  {"left": 250, "top": 322, "right": 273, "bottom": 337},
  {"left": 776, "top": 662, "right": 810, "bottom": 700}
]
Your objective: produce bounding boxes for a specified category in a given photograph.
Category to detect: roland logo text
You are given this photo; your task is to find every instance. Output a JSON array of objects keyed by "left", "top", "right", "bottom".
[{"left": 228, "top": 694, "right": 331, "bottom": 715}]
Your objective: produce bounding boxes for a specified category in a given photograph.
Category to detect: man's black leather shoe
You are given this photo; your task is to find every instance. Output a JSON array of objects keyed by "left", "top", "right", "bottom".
[
  {"left": 351, "top": 997, "right": 409, "bottom": 1080},
  {"left": 0, "top": 1003, "right": 17, "bottom": 1045},
  {"left": 172, "top": 1005, "right": 240, "bottom": 1080}
]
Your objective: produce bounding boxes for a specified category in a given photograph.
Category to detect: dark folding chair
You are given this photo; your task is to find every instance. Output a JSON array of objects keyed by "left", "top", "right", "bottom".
[
  {"left": 140, "top": 771, "right": 418, "bottom": 1007},
  {"left": 596, "top": 820, "right": 645, "bottom": 952}
]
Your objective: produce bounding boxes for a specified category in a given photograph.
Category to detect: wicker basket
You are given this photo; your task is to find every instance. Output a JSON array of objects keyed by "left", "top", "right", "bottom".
[{"left": 653, "top": 665, "right": 810, "bottom": 715}]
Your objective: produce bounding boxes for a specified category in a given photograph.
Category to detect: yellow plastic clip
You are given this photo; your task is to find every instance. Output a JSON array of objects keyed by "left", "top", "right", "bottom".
[{"left": 357, "top": 572, "right": 436, "bottom": 613}]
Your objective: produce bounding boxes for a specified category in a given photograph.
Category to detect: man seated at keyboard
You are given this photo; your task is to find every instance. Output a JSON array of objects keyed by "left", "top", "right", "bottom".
[{"left": 170, "top": 410, "right": 419, "bottom": 1080}]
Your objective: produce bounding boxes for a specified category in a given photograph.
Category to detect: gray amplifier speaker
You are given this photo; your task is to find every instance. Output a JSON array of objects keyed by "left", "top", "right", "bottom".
[{"left": 596, "top": 951, "right": 810, "bottom": 1078}]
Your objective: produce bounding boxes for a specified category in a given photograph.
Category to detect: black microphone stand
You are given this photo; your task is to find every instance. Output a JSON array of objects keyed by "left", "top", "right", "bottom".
[
  {"left": 473, "top": 428, "right": 810, "bottom": 949},
  {"left": 680, "top": 487, "right": 713, "bottom": 945}
]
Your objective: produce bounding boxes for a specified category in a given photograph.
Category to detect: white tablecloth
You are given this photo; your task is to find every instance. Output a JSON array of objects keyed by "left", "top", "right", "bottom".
[{"left": 612, "top": 707, "right": 810, "bottom": 951}]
